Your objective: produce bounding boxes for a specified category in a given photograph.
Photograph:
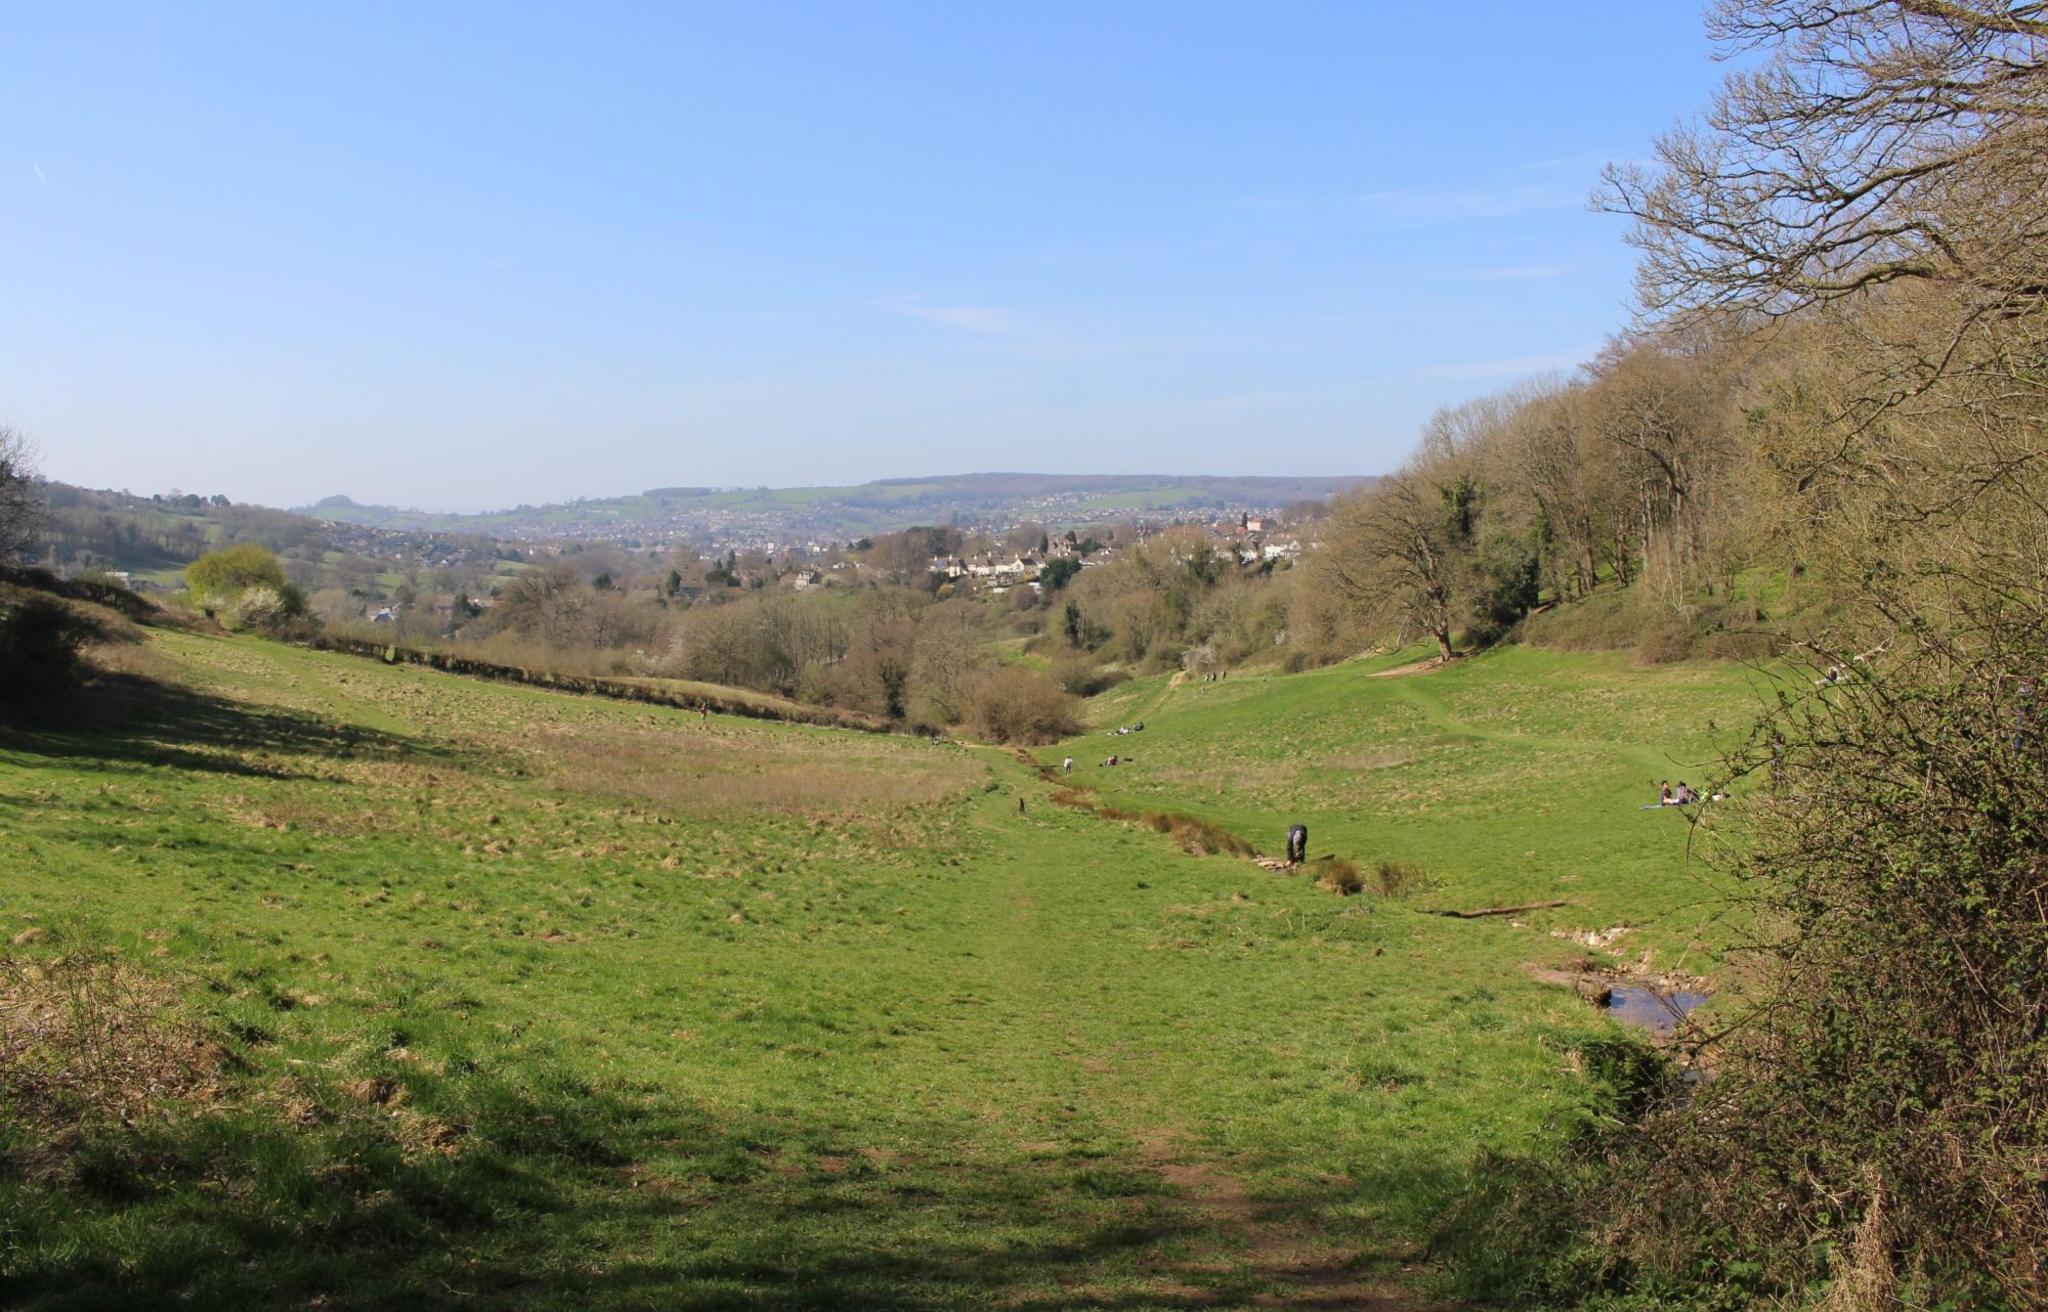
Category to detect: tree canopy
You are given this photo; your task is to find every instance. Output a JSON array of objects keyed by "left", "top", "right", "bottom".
[{"left": 185, "top": 543, "right": 288, "bottom": 603}]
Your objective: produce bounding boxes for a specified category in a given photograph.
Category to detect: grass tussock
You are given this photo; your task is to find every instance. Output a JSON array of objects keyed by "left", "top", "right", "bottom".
[
  {"left": 1330, "top": 748, "right": 1412, "bottom": 771},
  {"left": 1313, "top": 857, "right": 1364, "bottom": 895},
  {"left": 1368, "top": 860, "right": 1429, "bottom": 898}
]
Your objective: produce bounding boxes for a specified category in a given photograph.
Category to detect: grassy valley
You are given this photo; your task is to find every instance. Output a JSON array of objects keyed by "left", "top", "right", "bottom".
[
  {"left": 10, "top": 2, "right": 2048, "bottom": 1304},
  {"left": 0, "top": 613, "right": 1726, "bottom": 1309}
]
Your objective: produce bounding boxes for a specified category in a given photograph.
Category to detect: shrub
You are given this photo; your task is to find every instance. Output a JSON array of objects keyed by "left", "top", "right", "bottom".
[
  {"left": 1632, "top": 620, "right": 1694, "bottom": 665},
  {"left": 959, "top": 668, "right": 1080, "bottom": 745},
  {"left": 1522, "top": 588, "right": 1647, "bottom": 653},
  {"left": 0, "top": 951, "right": 227, "bottom": 1133},
  {"left": 793, "top": 659, "right": 841, "bottom": 707},
  {"left": 226, "top": 585, "right": 305, "bottom": 630},
  {"left": 1472, "top": 532, "right": 1541, "bottom": 628},
  {"left": 184, "top": 543, "right": 288, "bottom": 612},
  {"left": 1698, "top": 626, "right": 1783, "bottom": 661},
  {"left": 0, "top": 595, "right": 96, "bottom": 713},
  {"left": 1619, "top": 637, "right": 2048, "bottom": 1305},
  {"left": 1038, "top": 556, "right": 1081, "bottom": 590}
]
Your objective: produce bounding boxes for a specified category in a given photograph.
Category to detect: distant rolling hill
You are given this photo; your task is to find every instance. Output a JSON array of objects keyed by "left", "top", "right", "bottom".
[{"left": 299, "top": 473, "right": 1376, "bottom": 541}]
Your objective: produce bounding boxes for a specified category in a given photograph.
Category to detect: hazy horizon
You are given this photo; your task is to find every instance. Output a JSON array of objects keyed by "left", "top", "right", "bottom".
[
  {"left": 296, "top": 470, "right": 1380, "bottom": 518},
  {"left": 9, "top": 3, "right": 1724, "bottom": 511}
]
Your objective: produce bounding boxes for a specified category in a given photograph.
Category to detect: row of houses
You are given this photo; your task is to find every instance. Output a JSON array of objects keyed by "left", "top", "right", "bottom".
[{"left": 928, "top": 553, "right": 1045, "bottom": 583}]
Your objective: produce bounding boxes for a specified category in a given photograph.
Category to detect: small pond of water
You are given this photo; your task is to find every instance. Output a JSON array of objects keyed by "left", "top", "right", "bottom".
[{"left": 1606, "top": 986, "right": 1709, "bottom": 1035}]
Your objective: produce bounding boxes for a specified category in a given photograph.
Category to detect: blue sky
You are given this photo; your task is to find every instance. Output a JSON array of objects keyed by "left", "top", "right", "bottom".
[{"left": 4, "top": 3, "right": 1724, "bottom": 511}]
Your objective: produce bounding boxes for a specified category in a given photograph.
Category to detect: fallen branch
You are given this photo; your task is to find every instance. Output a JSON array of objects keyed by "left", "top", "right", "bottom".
[{"left": 1424, "top": 900, "right": 1571, "bottom": 919}]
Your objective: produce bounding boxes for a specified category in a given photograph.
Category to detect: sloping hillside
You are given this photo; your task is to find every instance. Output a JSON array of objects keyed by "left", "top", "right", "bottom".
[
  {"left": 2, "top": 623, "right": 1694, "bottom": 1308},
  {"left": 300, "top": 472, "right": 1372, "bottom": 538},
  {"left": 1044, "top": 646, "right": 1770, "bottom": 960}
]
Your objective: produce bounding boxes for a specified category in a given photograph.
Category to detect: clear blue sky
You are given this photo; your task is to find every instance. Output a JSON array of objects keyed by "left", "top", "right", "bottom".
[{"left": 5, "top": 2, "right": 1723, "bottom": 511}]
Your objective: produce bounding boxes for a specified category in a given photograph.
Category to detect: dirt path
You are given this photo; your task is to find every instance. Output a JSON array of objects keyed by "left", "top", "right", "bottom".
[
  {"left": 1134, "top": 1134, "right": 1443, "bottom": 1310},
  {"left": 1367, "top": 657, "right": 1449, "bottom": 680},
  {"left": 969, "top": 757, "right": 1454, "bottom": 1308}
]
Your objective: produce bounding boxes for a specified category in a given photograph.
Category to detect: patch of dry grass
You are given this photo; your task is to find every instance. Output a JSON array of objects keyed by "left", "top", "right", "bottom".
[
  {"left": 0, "top": 951, "right": 229, "bottom": 1148},
  {"left": 536, "top": 722, "right": 974, "bottom": 819},
  {"left": 81, "top": 634, "right": 177, "bottom": 681},
  {"left": 1329, "top": 748, "right": 1413, "bottom": 771}
]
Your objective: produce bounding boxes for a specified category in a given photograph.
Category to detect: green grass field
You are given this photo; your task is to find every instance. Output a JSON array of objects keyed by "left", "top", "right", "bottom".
[
  {"left": 1045, "top": 647, "right": 1774, "bottom": 965},
  {"left": 0, "top": 627, "right": 1770, "bottom": 1308}
]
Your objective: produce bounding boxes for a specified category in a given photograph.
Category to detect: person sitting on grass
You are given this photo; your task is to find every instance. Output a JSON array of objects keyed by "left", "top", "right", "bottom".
[
  {"left": 1674, "top": 781, "right": 1696, "bottom": 805},
  {"left": 1659, "top": 780, "right": 1675, "bottom": 805}
]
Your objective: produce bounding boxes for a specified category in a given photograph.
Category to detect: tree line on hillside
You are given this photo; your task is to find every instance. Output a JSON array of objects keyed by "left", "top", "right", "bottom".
[
  {"left": 422, "top": 520, "right": 1292, "bottom": 743},
  {"left": 1306, "top": 328, "right": 1777, "bottom": 666},
  {"left": 3, "top": 436, "right": 1330, "bottom": 744},
  {"left": 38, "top": 484, "right": 328, "bottom": 571},
  {"left": 1427, "top": 3, "right": 2048, "bottom": 1306}
]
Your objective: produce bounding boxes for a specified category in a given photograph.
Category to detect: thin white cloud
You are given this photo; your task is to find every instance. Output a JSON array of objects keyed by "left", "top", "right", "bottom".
[
  {"left": 32, "top": 162, "right": 46, "bottom": 185},
  {"left": 1452, "top": 263, "right": 1572, "bottom": 281},
  {"left": 1353, "top": 182, "right": 1583, "bottom": 222},
  {"left": 875, "top": 298, "right": 1200, "bottom": 358},
  {"left": 1237, "top": 152, "right": 1624, "bottom": 225},
  {"left": 1411, "top": 350, "right": 1592, "bottom": 381},
  {"left": 1520, "top": 150, "right": 1627, "bottom": 173},
  {"left": 882, "top": 303, "right": 1024, "bottom": 337}
]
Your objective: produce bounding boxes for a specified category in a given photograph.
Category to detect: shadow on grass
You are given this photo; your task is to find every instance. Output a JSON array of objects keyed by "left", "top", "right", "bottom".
[
  {"left": 1, "top": 1059, "right": 1444, "bottom": 1311},
  {"left": 1, "top": 670, "right": 456, "bottom": 782}
]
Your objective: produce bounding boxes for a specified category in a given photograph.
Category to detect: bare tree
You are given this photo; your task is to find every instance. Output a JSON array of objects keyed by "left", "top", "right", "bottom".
[
  {"left": 868, "top": 526, "right": 956, "bottom": 587},
  {"left": 1002, "top": 521, "right": 1048, "bottom": 558},
  {"left": 1321, "top": 469, "right": 1464, "bottom": 663},
  {"left": 1604, "top": 0, "right": 2048, "bottom": 328},
  {"left": 1497, "top": 384, "right": 1613, "bottom": 598},
  {"left": 0, "top": 426, "right": 46, "bottom": 562},
  {"left": 491, "top": 566, "right": 589, "bottom": 648}
]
